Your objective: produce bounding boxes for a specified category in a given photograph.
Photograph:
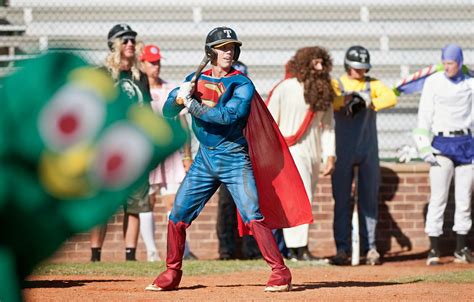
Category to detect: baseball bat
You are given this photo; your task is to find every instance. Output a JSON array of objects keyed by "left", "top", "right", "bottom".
[
  {"left": 176, "top": 54, "right": 210, "bottom": 105},
  {"left": 351, "top": 166, "right": 360, "bottom": 266}
]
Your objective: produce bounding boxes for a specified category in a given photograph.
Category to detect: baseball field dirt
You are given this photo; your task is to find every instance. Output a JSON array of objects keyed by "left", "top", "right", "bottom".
[{"left": 23, "top": 252, "right": 473, "bottom": 302}]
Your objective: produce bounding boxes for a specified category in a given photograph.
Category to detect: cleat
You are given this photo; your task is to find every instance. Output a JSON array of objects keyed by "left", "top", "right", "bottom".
[
  {"left": 264, "top": 284, "right": 291, "bottom": 292},
  {"left": 366, "top": 248, "right": 381, "bottom": 265},
  {"left": 145, "top": 284, "right": 164, "bottom": 291},
  {"left": 331, "top": 250, "right": 350, "bottom": 266},
  {"left": 454, "top": 247, "right": 473, "bottom": 264},
  {"left": 426, "top": 249, "right": 440, "bottom": 266}
]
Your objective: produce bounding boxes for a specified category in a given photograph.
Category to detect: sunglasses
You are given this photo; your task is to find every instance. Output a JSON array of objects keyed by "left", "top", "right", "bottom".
[{"left": 122, "top": 38, "right": 136, "bottom": 45}]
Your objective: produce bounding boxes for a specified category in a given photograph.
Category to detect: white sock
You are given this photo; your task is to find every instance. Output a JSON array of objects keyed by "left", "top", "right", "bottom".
[{"left": 139, "top": 211, "right": 158, "bottom": 259}]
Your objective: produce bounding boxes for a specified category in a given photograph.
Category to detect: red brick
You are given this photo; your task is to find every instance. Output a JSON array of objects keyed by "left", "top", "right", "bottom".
[
  {"left": 189, "top": 233, "right": 212, "bottom": 240},
  {"left": 417, "top": 185, "right": 430, "bottom": 193},
  {"left": 321, "top": 187, "right": 333, "bottom": 194},
  {"left": 393, "top": 204, "right": 415, "bottom": 211},
  {"left": 397, "top": 185, "right": 416, "bottom": 193},
  {"left": 46, "top": 163, "right": 473, "bottom": 262},
  {"left": 395, "top": 221, "right": 415, "bottom": 229},
  {"left": 406, "top": 194, "right": 429, "bottom": 202},
  {"left": 406, "top": 176, "right": 429, "bottom": 184},
  {"left": 380, "top": 193, "right": 405, "bottom": 202},
  {"left": 197, "top": 223, "right": 215, "bottom": 231}
]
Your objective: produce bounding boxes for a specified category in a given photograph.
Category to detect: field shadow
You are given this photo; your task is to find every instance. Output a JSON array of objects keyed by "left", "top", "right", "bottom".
[
  {"left": 381, "top": 250, "right": 428, "bottom": 263},
  {"left": 22, "top": 279, "right": 133, "bottom": 289},
  {"left": 377, "top": 167, "right": 413, "bottom": 257},
  {"left": 291, "top": 279, "right": 422, "bottom": 291},
  {"left": 215, "top": 283, "right": 261, "bottom": 288},
  {"left": 175, "top": 284, "right": 206, "bottom": 290}
]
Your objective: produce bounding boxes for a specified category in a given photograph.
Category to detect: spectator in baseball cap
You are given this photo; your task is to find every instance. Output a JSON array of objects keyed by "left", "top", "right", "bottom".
[
  {"left": 107, "top": 23, "right": 137, "bottom": 50},
  {"left": 90, "top": 23, "right": 152, "bottom": 263},
  {"left": 140, "top": 45, "right": 162, "bottom": 62}
]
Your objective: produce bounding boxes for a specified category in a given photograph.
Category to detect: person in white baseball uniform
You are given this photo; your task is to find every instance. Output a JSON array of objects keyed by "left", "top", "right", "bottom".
[
  {"left": 267, "top": 46, "right": 336, "bottom": 261},
  {"left": 413, "top": 44, "right": 474, "bottom": 265}
]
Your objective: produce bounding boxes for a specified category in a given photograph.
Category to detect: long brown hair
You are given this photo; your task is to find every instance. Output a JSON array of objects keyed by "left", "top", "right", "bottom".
[{"left": 293, "top": 46, "right": 335, "bottom": 112}]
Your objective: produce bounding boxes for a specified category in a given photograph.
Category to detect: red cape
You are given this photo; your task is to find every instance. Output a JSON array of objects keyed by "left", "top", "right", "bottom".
[{"left": 238, "top": 92, "right": 313, "bottom": 235}]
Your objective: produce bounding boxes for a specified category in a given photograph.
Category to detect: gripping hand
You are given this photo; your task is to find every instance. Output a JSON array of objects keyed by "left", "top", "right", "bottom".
[
  {"left": 176, "top": 82, "right": 195, "bottom": 107},
  {"left": 422, "top": 153, "right": 439, "bottom": 166}
]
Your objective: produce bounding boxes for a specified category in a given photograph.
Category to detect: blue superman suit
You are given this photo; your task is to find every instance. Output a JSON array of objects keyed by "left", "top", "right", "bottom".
[{"left": 150, "top": 68, "right": 293, "bottom": 291}]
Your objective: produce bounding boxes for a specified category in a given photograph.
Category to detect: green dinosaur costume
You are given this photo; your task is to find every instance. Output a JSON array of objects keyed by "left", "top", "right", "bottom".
[{"left": 0, "top": 52, "right": 186, "bottom": 301}]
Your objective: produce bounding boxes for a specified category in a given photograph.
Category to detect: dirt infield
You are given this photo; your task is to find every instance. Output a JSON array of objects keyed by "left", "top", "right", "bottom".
[{"left": 23, "top": 254, "right": 473, "bottom": 302}]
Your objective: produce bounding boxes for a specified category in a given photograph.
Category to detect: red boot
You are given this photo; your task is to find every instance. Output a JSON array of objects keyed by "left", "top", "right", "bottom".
[
  {"left": 145, "top": 221, "right": 188, "bottom": 291},
  {"left": 249, "top": 219, "right": 292, "bottom": 292}
]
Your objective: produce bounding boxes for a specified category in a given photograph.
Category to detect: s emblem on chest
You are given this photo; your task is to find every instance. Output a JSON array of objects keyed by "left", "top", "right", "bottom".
[{"left": 195, "top": 80, "right": 225, "bottom": 108}]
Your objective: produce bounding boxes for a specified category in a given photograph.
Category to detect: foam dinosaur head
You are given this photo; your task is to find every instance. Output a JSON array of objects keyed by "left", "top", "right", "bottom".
[{"left": 0, "top": 52, "right": 186, "bottom": 287}]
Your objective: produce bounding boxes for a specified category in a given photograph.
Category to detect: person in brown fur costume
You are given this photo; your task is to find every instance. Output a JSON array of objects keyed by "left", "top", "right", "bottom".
[{"left": 267, "top": 46, "right": 336, "bottom": 261}]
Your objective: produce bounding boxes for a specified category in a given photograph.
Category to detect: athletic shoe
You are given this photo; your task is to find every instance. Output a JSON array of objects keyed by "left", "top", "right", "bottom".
[
  {"left": 454, "top": 247, "right": 473, "bottom": 264},
  {"left": 287, "top": 248, "right": 298, "bottom": 262},
  {"left": 264, "top": 284, "right": 292, "bottom": 292},
  {"left": 296, "top": 246, "right": 330, "bottom": 264},
  {"left": 366, "top": 248, "right": 381, "bottom": 265},
  {"left": 145, "top": 284, "right": 164, "bottom": 291},
  {"left": 147, "top": 251, "right": 160, "bottom": 262},
  {"left": 426, "top": 249, "right": 440, "bottom": 266},
  {"left": 331, "top": 250, "right": 350, "bottom": 265}
]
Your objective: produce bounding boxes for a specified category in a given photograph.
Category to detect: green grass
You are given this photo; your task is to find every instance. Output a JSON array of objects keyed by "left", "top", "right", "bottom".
[
  {"left": 391, "top": 269, "right": 474, "bottom": 284},
  {"left": 32, "top": 259, "right": 328, "bottom": 277},
  {"left": 32, "top": 261, "right": 474, "bottom": 284}
]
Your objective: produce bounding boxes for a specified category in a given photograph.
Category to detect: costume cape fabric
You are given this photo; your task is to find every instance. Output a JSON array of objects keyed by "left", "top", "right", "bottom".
[{"left": 205, "top": 70, "right": 314, "bottom": 235}]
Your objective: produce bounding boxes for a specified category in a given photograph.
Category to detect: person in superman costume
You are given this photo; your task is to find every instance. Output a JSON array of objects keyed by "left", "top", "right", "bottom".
[{"left": 145, "top": 26, "right": 313, "bottom": 293}]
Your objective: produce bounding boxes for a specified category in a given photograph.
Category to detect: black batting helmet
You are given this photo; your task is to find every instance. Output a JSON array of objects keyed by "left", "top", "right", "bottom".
[
  {"left": 107, "top": 23, "right": 137, "bottom": 50},
  {"left": 344, "top": 45, "right": 371, "bottom": 72},
  {"left": 205, "top": 26, "right": 242, "bottom": 61}
]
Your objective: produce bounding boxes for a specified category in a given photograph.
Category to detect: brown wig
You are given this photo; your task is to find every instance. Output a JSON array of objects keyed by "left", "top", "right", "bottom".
[{"left": 293, "top": 46, "right": 335, "bottom": 112}]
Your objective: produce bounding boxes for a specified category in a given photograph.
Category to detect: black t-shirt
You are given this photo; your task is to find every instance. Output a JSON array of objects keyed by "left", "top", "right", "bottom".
[{"left": 117, "top": 70, "right": 152, "bottom": 106}]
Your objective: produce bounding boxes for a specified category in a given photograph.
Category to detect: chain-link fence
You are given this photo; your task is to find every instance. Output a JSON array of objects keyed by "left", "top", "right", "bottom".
[{"left": 1, "top": 0, "right": 473, "bottom": 159}]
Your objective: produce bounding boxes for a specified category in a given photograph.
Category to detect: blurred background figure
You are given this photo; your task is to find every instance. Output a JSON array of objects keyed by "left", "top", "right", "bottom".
[
  {"left": 267, "top": 47, "right": 336, "bottom": 261},
  {"left": 216, "top": 60, "right": 261, "bottom": 260},
  {"left": 140, "top": 44, "right": 196, "bottom": 261},
  {"left": 90, "top": 23, "right": 153, "bottom": 262}
]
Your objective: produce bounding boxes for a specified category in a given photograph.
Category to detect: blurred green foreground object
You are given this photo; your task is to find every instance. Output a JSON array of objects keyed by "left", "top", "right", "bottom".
[{"left": 0, "top": 52, "right": 186, "bottom": 302}]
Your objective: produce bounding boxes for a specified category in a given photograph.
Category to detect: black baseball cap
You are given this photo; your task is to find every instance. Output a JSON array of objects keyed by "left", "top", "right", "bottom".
[{"left": 107, "top": 23, "right": 137, "bottom": 49}]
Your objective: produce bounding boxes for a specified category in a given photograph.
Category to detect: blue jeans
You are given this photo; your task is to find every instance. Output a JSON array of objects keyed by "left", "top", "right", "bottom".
[{"left": 170, "top": 142, "right": 263, "bottom": 225}]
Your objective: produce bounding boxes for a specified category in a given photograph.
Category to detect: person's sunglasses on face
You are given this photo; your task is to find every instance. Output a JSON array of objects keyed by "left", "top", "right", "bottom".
[{"left": 122, "top": 38, "right": 136, "bottom": 45}]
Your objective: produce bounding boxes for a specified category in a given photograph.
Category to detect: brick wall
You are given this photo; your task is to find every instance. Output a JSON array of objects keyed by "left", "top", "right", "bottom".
[{"left": 50, "top": 162, "right": 474, "bottom": 262}]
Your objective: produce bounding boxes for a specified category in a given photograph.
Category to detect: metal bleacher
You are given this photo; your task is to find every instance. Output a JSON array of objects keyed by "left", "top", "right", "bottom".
[{"left": 1, "top": 0, "right": 473, "bottom": 157}]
